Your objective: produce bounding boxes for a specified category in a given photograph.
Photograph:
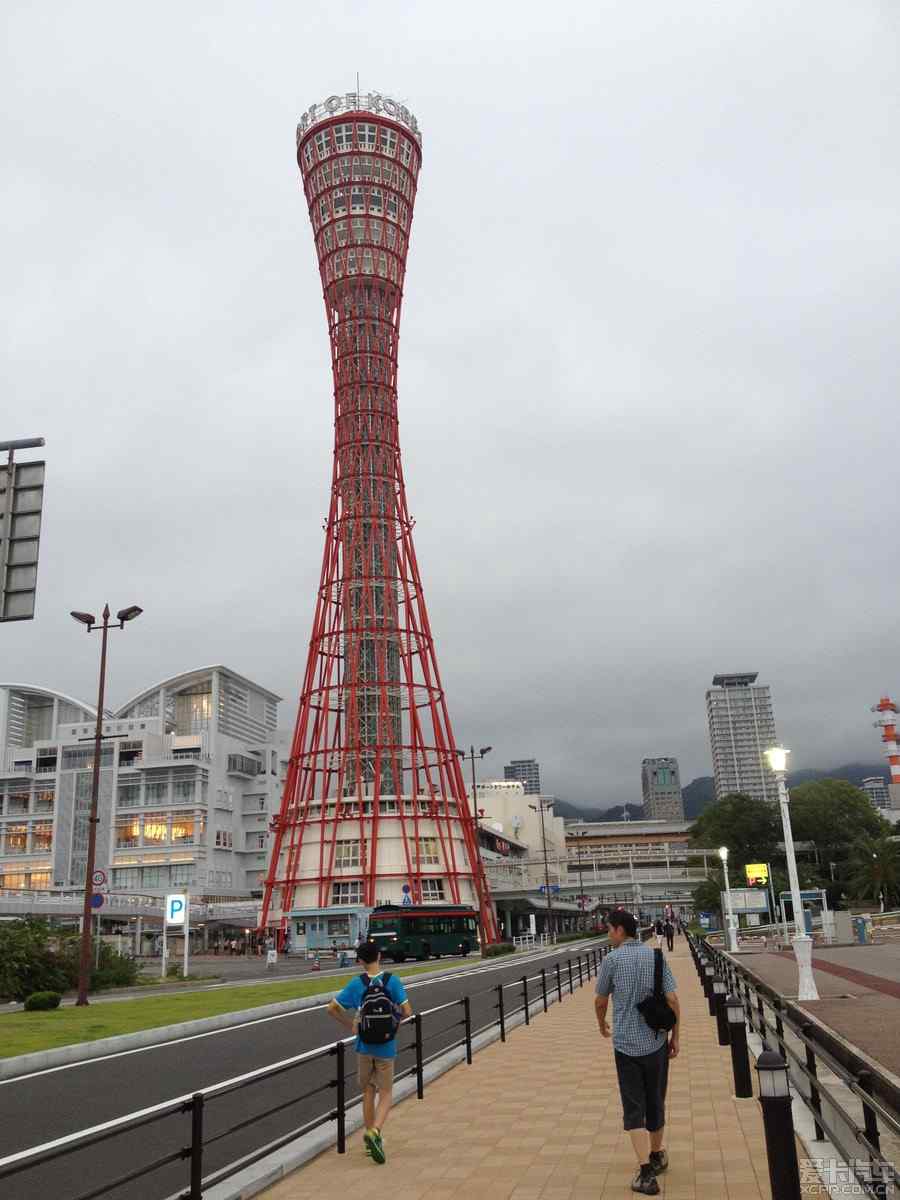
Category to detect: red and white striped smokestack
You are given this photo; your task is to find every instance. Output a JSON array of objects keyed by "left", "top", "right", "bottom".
[{"left": 872, "top": 696, "right": 900, "bottom": 786}]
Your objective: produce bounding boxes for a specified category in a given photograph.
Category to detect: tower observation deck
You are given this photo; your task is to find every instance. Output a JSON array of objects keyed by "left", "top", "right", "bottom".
[{"left": 261, "top": 92, "right": 498, "bottom": 942}]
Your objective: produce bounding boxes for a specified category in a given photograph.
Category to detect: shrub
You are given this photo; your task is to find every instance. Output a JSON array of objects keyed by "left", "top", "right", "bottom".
[
  {"left": 24, "top": 990, "right": 62, "bottom": 1011},
  {"left": 0, "top": 920, "right": 71, "bottom": 1001},
  {"left": 555, "top": 931, "right": 606, "bottom": 944},
  {"left": 482, "top": 942, "right": 516, "bottom": 958}
]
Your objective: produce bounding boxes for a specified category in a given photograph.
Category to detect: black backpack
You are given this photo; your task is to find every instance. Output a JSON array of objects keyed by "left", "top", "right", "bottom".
[
  {"left": 358, "top": 973, "right": 398, "bottom": 1045},
  {"left": 636, "top": 949, "right": 677, "bottom": 1034}
]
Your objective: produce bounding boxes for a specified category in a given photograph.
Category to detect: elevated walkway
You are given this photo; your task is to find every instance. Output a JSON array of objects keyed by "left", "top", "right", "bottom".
[{"left": 259, "top": 940, "right": 815, "bottom": 1199}]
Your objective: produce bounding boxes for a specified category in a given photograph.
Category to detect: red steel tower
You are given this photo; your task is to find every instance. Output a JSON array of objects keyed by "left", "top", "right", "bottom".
[{"left": 261, "top": 92, "right": 498, "bottom": 943}]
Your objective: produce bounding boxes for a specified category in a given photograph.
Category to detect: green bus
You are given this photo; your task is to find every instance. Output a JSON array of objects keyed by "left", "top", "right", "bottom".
[{"left": 367, "top": 904, "right": 479, "bottom": 962}]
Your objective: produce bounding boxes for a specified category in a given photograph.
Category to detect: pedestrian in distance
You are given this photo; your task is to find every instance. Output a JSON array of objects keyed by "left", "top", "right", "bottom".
[
  {"left": 663, "top": 917, "right": 675, "bottom": 952},
  {"left": 595, "top": 909, "right": 680, "bottom": 1195},
  {"left": 654, "top": 918, "right": 663, "bottom": 950},
  {"left": 327, "top": 940, "right": 412, "bottom": 1165}
]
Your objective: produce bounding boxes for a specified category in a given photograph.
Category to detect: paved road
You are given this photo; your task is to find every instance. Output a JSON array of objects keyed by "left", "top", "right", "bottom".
[{"left": 0, "top": 941, "right": 601, "bottom": 1200}]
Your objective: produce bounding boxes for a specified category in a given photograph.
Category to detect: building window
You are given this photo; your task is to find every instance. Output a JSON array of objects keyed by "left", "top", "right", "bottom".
[
  {"left": 145, "top": 781, "right": 168, "bottom": 804},
  {"left": 142, "top": 865, "right": 171, "bottom": 889},
  {"left": 414, "top": 837, "right": 439, "bottom": 866},
  {"left": 171, "top": 863, "right": 194, "bottom": 884},
  {"left": 115, "top": 816, "right": 140, "bottom": 848},
  {"left": 3, "top": 824, "right": 27, "bottom": 854},
  {"left": 171, "top": 811, "right": 196, "bottom": 843},
  {"left": 314, "top": 129, "right": 331, "bottom": 159},
  {"left": 331, "top": 880, "right": 363, "bottom": 905},
  {"left": 142, "top": 813, "right": 168, "bottom": 845},
  {"left": 334, "top": 839, "right": 361, "bottom": 868},
  {"left": 116, "top": 783, "right": 140, "bottom": 808},
  {"left": 31, "top": 821, "right": 53, "bottom": 853},
  {"left": 421, "top": 878, "right": 445, "bottom": 901},
  {"left": 215, "top": 829, "right": 233, "bottom": 849},
  {"left": 379, "top": 127, "right": 397, "bottom": 156},
  {"left": 113, "top": 867, "right": 141, "bottom": 889}
]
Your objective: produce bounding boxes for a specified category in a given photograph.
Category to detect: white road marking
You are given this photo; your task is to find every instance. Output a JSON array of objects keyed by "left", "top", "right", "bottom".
[{"left": 0, "top": 941, "right": 600, "bottom": 1086}]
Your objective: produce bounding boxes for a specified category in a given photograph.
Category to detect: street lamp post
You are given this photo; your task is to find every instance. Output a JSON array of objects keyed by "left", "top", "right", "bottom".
[
  {"left": 529, "top": 799, "right": 555, "bottom": 938},
  {"left": 764, "top": 746, "right": 819, "bottom": 1002},
  {"left": 719, "top": 846, "right": 738, "bottom": 952},
  {"left": 455, "top": 744, "right": 492, "bottom": 944},
  {"left": 71, "top": 603, "right": 143, "bottom": 1006}
]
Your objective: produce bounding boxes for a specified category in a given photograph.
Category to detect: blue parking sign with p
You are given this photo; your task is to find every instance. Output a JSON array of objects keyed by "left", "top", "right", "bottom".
[{"left": 166, "top": 893, "right": 187, "bottom": 925}]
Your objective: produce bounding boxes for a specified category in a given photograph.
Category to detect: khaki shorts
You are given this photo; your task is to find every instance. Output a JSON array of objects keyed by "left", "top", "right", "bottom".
[{"left": 357, "top": 1054, "right": 395, "bottom": 1091}]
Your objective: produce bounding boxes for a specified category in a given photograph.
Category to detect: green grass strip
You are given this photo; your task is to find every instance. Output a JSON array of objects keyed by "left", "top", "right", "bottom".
[{"left": 0, "top": 961, "right": 448, "bottom": 1060}]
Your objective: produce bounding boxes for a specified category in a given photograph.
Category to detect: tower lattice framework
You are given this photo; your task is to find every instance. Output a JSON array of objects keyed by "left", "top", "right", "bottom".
[{"left": 261, "top": 96, "right": 498, "bottom": 942}]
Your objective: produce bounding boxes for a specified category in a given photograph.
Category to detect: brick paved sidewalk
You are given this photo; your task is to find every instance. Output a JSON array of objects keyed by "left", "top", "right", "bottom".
[{"left": 259, "top": 940, "right": 782, "bottom": 1199}]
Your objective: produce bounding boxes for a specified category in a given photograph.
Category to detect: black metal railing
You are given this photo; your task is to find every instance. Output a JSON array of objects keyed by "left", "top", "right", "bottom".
[
  {"left": 0, "top": 940, "right": 612, "bottom": 1200},
  {"left": 689, "top": 932, "right": 900, "bottom": 1199}
]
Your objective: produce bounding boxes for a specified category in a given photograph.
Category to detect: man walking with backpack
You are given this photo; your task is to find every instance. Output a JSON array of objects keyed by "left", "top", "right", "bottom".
[
  {"left": 595, "top": 911, "right": 680, "bottom": 1195},
  {"left": 328, "top": 941, "right": 412, "bottom": 1165}
]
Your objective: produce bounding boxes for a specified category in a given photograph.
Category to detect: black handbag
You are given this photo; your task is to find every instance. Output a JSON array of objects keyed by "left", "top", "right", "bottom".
[{"left": 636, "top": 948, "right": 677, "bottom": 1033}]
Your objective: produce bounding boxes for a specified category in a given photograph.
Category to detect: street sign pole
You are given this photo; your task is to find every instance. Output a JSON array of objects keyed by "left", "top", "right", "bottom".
[
  {"left": 161, "top": 913, "right": 167, "bottom": 980},
  {"left": 183, "top": 890, "right": 190, "bottom": 979}
]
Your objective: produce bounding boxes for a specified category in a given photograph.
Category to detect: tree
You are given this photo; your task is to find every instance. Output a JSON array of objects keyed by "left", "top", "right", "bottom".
[
  {"left": 0, "top": 919, "right": 70, "bottom": 1001},
  {"left": 690, "top": 878, "right": 723, "bottom": 922},
  {"left": 689, "top": 794, "right": 779, "bottom": 871},
  {"left": 847, "top": 834, "right": 900, "bottom": 908},
  {"left": 787, "top": 780, "right": 890, "bottom": 869}
]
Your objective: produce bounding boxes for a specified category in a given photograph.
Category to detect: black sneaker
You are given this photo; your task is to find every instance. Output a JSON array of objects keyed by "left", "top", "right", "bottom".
[
  {"left": 649, "top": 1149, "right": 669, "bottom": 1174},
  {"left": 631, "top": 1166, "right": 660, "bottom": 1195}
]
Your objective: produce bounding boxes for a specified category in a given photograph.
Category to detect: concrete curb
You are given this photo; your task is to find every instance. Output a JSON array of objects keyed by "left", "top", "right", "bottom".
[
  {"left": 0, "top": 956, "right": 498, "bottom": 1082},
  {"left": 193, "top": 987, "right": 563, "bottom": 1200}
]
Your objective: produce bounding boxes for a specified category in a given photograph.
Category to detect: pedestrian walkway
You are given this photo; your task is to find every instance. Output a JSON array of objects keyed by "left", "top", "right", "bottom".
[{"left": 259, "top": 938, "right": 795, "bottom": 1200}]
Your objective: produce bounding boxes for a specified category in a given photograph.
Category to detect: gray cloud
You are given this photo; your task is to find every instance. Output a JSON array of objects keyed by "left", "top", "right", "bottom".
[{"left": 3, "top": 1, "right": 899, "bottom": 805}]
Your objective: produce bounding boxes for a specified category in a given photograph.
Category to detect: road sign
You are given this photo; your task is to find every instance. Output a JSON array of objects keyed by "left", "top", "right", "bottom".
[
  {"left": 266, "top": 949, "right": 277, "bottom": 966},
  {"left": 401, "top": 894, "right": 412, "bottom": 906},
  {"left": 539, "top": 885, "right": 561, "bottom": 894},
  {"left": 0, "top": 456, "right": 45, "bottom": 622},
  {"left": 166, "top": 893, "right": 187, "bottom": 925},
  {"left": 745, "top": 863, "right": 769, "bottom": 887},
  {"left": 90, "top": 893, "right": 104, "bottom": 910},
  {"left": 92, "top": 870, "right": 107, "bottom": 887}
]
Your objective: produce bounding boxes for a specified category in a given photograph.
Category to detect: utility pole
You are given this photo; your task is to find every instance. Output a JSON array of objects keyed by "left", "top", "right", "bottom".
[
  {"left": 456, "top": 744, "right": 492, "bottom": 944},
  {"left": 530, "top": 799, "right": 555, "bottom": 938}
]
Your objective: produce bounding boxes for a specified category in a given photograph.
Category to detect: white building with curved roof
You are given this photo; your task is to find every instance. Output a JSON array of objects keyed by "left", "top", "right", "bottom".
[{"left": 0, "top": 668, "right": 285, "bottom": 901}]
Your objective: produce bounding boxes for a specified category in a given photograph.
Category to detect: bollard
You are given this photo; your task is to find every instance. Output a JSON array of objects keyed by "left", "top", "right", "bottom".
[
  {"left": 726, "top": 994, "right": 753, "bottom": 1098},
  {"left": 756, "top": 1050, "right": 802, "bottom": 1199},
  {"left": 712, "top": 977, "right": 729, "bottom": 1047},
  {"left": 463, "top": 994, "right": 472, "bottom": 1064},
  {"left": 496, "top": 984, "right": 506, "bottom": 1043},
  {"left": 522, "top": 975, "right": 530, "bottom": 1025},
  {"left": 704, "top": 964, "right": 716, "bottom": 1016},
  {"left": 414, "top": 1013, "right": 425, "bottom": 1096}
]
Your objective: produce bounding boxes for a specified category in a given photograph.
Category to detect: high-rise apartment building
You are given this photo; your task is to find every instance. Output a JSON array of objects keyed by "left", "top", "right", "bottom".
[
  {"left": 504, "top": 758, "right": 541, "bottom": 795},
  {"left": 641, "top": 757, "right": 684, "bottom": 820},
  {"left": 706, "top": 672, "right": 779, "bottom": 804},
  {"left": 861, "top": 776, "right": 890, "bottom": 810}
]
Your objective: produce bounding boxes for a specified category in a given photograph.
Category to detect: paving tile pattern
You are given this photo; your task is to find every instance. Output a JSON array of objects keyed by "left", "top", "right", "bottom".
[{"left": 260, "top": 941, "right": 821, "bottom": 1199}]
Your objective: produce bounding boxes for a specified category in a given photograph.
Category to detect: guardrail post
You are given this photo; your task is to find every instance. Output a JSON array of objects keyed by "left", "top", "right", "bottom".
[
  {"left": 568, "top": 958, "right": 574, "bottom": 994},
  {"left": 725, "top": 994, "right": 753, "bottom": 1098},
  {"left": 189, "top": 1092, "right": 204, "bottom": 1199},
  {"left": 556, "top": 962, "right": 563, "bottom": 1002},
  {"left": 756, "top": 1050, "right": 802, "bottom": 1200},
  {"left": 541, "top": 967, "right": 548, "bottom": 1012},
  {"left": 496, "top": 984, "right": 506, "bottom": 1042},
  {"left": 773, "top": 998, "right": 786, "bottom": 1060},
  {"left": 743, "top": 978, "right": 755, "bottom": 1033},
  {"left": 522, "top": 975, "right": 530, "bottom": 1025},
  {"left": 801, "top": 1025, "right": 823, "bottom": 1140},
  {"left": 335, "top": 1042, "right": 347, "bottom": 1154},
  {"left": 575, "top": 955, "right": 582, "bottom": 987},
  {"left": 757, "top": 993, "right": 766, "bottom": 1045},
  {"left": 415, "top": 1014, "right": 424, "bottom": 1098},
  {"left": 857, "top": 1070, "right": 885, "bottom": 1197},
  {"left": 463, "top": 995, "right": 473, "bottom": 1065},
  {"left": 705, "top": 964, "right": 716, "bottom": 1016}
]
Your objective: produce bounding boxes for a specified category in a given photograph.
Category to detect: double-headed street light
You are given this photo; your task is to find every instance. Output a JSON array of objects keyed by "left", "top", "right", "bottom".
[
  {"left": 71, "top": 603, "right": 143, "bottom": 1006},
  {"left": 719, "top": 846, "right": 738, "bottom": 952},
  {"left": 529, "top": 798, "right": 556, "bottom": 939},
  {"left": 764, "top": 745, "right": 819, "bottom": 1001}
]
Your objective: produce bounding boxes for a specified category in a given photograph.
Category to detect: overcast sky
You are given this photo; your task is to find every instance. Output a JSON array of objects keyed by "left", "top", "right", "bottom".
[{"left": 3, "top": 3, "right": 899, "bottom": 806}]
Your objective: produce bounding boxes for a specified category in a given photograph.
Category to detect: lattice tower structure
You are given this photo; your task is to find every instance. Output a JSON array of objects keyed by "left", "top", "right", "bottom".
[
  {"left": 872, "top": 696, "right": 900, "bottom": 788},
  {"left": 260, "top": 96, "right": 498, "bottom": 941}
]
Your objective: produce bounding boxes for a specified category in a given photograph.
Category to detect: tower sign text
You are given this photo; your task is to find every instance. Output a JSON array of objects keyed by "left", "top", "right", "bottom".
[{"left": 297, "top": 92, "right": 421, "bottom": 145}]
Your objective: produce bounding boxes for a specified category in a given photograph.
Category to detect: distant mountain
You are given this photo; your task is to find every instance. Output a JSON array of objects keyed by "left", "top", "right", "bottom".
[
  {"left": 557, "top": 763, "right": 889, "bottom": 823},
  {"left": 553, "top": 799, "right": 645, "bottom": 822}
]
